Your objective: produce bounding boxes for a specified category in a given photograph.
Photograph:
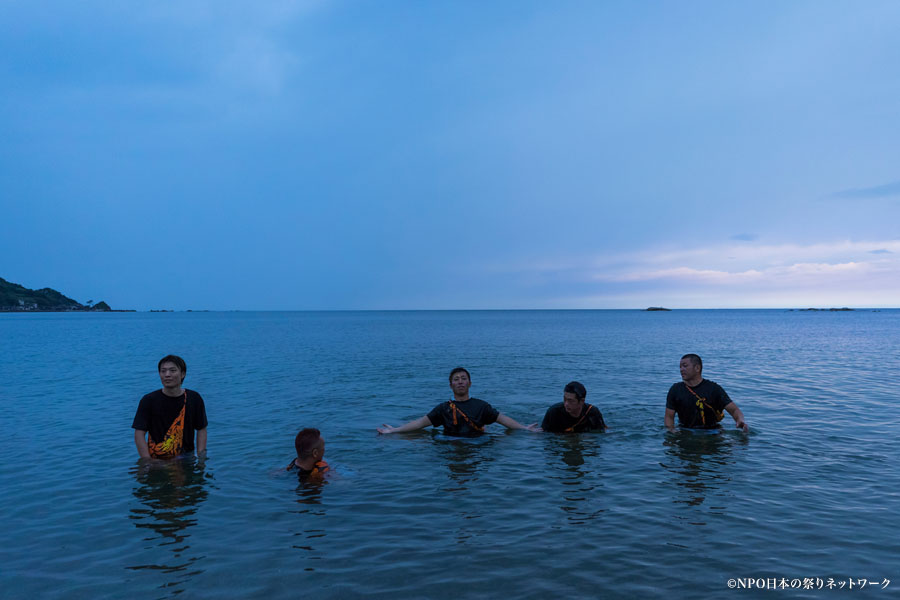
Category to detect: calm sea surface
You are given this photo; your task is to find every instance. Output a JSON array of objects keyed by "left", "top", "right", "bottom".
[{"left": 2, "top": 310, "right": 898, "bottom": 599}]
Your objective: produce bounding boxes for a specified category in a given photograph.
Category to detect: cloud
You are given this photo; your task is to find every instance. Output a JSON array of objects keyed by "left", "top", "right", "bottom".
[
  {"left": 832, "top": 180, "right": 900, "bottom": 199},
  {"left": 484, "top": 238, "right": 900, "bottom": 307}
]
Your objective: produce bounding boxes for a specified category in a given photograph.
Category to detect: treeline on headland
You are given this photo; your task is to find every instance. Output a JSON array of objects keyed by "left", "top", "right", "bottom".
[{"left": 0, "top": 277, "right": 114, "bottom": 312}]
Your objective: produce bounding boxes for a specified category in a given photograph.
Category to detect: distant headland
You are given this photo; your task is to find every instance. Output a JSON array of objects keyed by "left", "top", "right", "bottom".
[
  {"left": 0, "top": 277, "right": 128, "bottom": 312},
  {"left": 645, "top": 306, "right": 672, "bottom": 311}
]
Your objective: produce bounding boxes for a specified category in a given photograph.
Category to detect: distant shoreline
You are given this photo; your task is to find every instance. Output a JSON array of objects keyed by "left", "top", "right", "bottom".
[{"left": 1, "top": 307, "right": 893, "bottom": 313}]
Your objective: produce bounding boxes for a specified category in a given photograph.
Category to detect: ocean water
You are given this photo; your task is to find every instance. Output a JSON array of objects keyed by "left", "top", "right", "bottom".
[{"left": 1, "top": 309, "right": 898, "bottom": 599}]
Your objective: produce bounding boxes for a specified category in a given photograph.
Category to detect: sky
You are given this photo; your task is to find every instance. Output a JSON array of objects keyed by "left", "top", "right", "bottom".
[{"left": 2, "top": 0, "right": 899, "bottom": 310}]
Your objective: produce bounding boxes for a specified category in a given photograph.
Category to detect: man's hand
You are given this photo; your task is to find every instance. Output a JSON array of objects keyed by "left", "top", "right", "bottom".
[{"left": 377, "top": 424, "right": 397, "bottom": 434}]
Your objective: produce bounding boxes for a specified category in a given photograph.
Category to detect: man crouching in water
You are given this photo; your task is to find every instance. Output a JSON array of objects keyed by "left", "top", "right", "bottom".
[
  {"left": 377, "top": 367, "right": 538, "bottom": 436},
  {"left": 288, "top": 428, "right": 329, "bottom": 480}
]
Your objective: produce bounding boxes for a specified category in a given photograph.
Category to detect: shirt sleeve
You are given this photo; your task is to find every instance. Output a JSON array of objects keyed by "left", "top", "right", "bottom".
[
  {"left": 711, "top": 383, "right": 732, "bottom": 412},
  {"left": 540, "top": 407, "right": 554, "bottom": 431},
  {"left": 665, "top": 384, "right": 679, "bottom": 410},
  {"left": 426, "top": 403, "right": 446, "bottom": 427},
  {"left": 192, "top": 391, "right": 209, "bottom": 429},
  {"left": 480, "top": 401, "right": 500, "bottom": 425},
  {"left": 132, "top": 395, "right": 151, "bottom": 430}
]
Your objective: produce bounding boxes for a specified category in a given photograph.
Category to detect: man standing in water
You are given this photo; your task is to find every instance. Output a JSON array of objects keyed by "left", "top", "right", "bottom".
[
  {"left": 377, "top": 367, "right": 539, "bottom": 436},
  {"left": 540, "top": 381, "right": 607, "bottom": 433},
  {"left": 665, "top": 354, "right": 748, "bottom": 432},
  {"left": 133, "top": 355, "right": 208, "bottom": 459}
]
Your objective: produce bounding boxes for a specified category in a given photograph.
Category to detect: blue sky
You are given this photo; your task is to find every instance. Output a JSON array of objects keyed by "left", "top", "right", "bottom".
[{"left": 2, "top": 1, "right": 899, "bottom": 309}]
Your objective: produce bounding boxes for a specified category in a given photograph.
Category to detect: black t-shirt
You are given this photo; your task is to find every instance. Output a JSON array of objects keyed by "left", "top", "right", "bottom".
[
  {"left": 541, "top": 402, "right": 606, "bottom": 433},
  {"left": 132, "top": 389, "right": 208, "bottom": 452},
  {"left": 426, "top": 398, "right": 500, "bottom": 436},
  {"left": 666, "top": 379, "right": 732, "bottom": 429}
]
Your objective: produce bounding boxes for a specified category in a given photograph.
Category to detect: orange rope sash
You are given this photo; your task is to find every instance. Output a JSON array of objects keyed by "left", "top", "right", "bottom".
[
  {"left": 287, "top": 459, "right": 329, "bottom": 477},
  {"left": 564, "top": 404, "right": 594, "bottom": 433},
  {"left": 448, "top": 400, "right": 484, "bottom": 432},
  {"left": 148, "top": 391, "right": 186, "bottom": 459},
  {"left": 683, "top": 383, "right": 724, "bottom": 426}
]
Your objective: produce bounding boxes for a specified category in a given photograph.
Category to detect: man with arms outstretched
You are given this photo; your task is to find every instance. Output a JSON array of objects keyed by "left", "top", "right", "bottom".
[{"left": 377, "top": 367, "right": 538, "bottom": 436}]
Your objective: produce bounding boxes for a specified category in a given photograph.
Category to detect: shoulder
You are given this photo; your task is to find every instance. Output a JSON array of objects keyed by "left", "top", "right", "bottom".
[
  {"left": 667, "top": 382, "right": 684, "bottom": 393},
  {"left": 185, "top": 389, "right": 205, "bottom": 402},
  {"left": 139, "top": 389, "right": 163, "bottom": 403},
  {"left": 702, "top": 379, "right": 726, "bottom": 393},
  {"left": 471, "top": 397, "right": 497, "bottom": 411},
  {"left": 428, "top": 401, "right": 450, "bottom": 415},
  {"left": 587, "top": 404, "right": 602, "bottom": 415},
  {"left": 545, "top": 402, "right": 565, "bottom": 413}
]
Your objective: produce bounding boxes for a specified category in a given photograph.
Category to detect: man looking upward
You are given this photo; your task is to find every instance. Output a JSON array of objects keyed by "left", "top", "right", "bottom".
[{"left": 665, "top": 354, "right": 748, "bottom": 433}]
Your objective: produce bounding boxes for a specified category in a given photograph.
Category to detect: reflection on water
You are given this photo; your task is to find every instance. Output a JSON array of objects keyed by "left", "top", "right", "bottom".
[
  {"left": 433, "top": 435, "right": 497, "bottom": 544},
  {"left": 543, "top": 435, "right": 606, "bottom": 524},
  {"left": 291, "top": 478, "right": 328, "bottom": 571},
  {"left": 661, "top": 430, "right": 747, "bottom": 519},
  {"left": 435, "top": 434, "right": 496, "bottom": 493},
  {"left": 127, "top": 456, "right": 211, "bottom": 591}
]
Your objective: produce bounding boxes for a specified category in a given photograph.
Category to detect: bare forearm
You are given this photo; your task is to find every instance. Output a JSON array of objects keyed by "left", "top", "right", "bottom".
[
  {"left": 496, "top": 413, "right": 535, "bottom": 430},
  {"left": 134, "top": 430, "right": 151, "bottom": 458},
  {"left": 196, "top": 428, "right": 207, "bottom": 454},
  {"left": 378, "top": 415, "right": 432, "bottom": 434},
  {"left": 664, "top": 409, "right": 676, "bottom": 431},
  {"left": 725, "top": 403, "right": 748, "bottom": 431}
]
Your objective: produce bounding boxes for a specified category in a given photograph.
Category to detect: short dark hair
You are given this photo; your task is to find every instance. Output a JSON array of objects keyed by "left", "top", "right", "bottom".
[
  {"left": 295, "top": 428, "right": 322, "bottom": 459},
  {"left": 681, "top": 353, "right": 702, "bottom": 369},
  {"left": 158, "top": 355, "right": 187, "bottom": 382},
  {"left": 564, "top": 381, "right": 587, "bottom": 400},
  {"left": 449, "top": 367, "right": 471, "bottom": 383}
]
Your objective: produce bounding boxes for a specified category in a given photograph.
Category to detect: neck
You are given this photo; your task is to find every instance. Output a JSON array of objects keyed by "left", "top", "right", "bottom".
[
  {"left": 161, "top": 385, "right": 184, "bottom": 397},
  {"left": 294, "top": 456, "right": 318, "bottom": 470},
  {"left": 452, "top": 393, "right": 469, "bottom": 402},
  {"left": 684, "top": 376, "right": 702, "bottom": 387}
]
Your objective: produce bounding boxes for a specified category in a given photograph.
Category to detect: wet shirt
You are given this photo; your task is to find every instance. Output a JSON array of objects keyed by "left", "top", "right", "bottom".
[
  {"left": 541, "top": 402, "right": 606, "bottom": 433},
  {"left": 132, "top": 389, "right": 208, "bottom": 452},
  {"left": 287, "top": 460, "right": 329, "bottom": 481},
  {"left": 427, "top": 398, "right": 500, "bottom": 436},
  {"left": 666, "top": 379, "right": 732, "bottom": 429}
]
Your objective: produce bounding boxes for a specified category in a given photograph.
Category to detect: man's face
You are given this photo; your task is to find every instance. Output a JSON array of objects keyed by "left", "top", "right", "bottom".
[
  {"left": 449, "top": 371, "right": 471, "bottom": 396},
  {"left": 563, "top": 392, "right": 584, "bottom": 418},
  {"left": 679, "top": 358, "right": 701, "bottom": 381},
  {"left": 159, "top": 361, "right": 184, "bottom": 388}
]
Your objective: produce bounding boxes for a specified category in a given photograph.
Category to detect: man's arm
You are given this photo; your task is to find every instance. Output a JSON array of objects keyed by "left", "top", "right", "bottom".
[
  {"left": 134, "top": 429, "right": 151, "bottom": 458},
  {"left": 377, "top": 415, "right": 433, "bottom": 434},
  {"left": 196, "top": 428, "right": 207, "bottom": 454},
  {"left": 724, "top": 402, "right": 749, "bottom": 432},
  {"left": 664, "top": 408, "right": 677, "bottom": 432},
  {"left": 496, "top": 413, "right": 539, "bottom": 432}
]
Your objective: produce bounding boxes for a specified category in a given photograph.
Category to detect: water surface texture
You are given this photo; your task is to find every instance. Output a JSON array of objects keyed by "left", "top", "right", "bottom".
[{"left": 2, "top": 310, "right": 898, "bottom": 598}]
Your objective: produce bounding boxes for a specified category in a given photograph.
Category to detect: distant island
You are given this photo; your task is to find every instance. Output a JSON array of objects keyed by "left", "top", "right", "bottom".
[
  {"left": 790, "top": 307, "right": 855, "bottom": 312},
  {"left": 645, "top": 306, "right": 672, "bottom": 311},
  {"left": 0, "top": 277, "right": 116, "bottom": 312}
]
